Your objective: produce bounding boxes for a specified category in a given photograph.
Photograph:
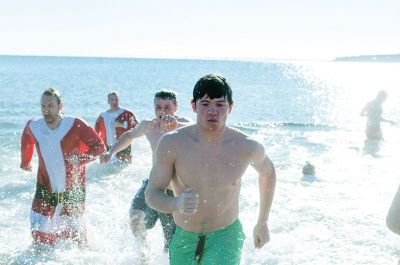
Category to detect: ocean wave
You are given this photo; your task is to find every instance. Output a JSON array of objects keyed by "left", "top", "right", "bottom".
[{"left": 233, "top": 121, "right": 335, "bottom": 130}]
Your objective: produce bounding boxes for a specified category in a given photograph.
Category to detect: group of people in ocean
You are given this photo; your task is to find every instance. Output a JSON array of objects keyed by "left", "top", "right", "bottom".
[
  {"left": 19, "top": 72, "right": 399, "bottom": 264},
  {"left": 20, "top": 73, "right": 276, "bottom": 264}
]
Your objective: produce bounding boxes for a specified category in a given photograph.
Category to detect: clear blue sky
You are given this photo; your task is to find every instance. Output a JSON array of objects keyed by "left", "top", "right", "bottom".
[{"left": 0, "top": 0, "right": 399, "bottom": 60}]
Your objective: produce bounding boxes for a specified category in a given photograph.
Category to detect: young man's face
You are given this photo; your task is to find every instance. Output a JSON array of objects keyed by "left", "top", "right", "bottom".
[
  {"left": 108, "top": 94, "right": 119, "bottom": 110},
  {"left": 191, "top": 95, "right": 233, "bottom": 131},
  {"left": 154, "top": 98, "right": 177, "bottom": 119},
  {"left": 41, "top": 95, "right": 62, "bottom": 125}
]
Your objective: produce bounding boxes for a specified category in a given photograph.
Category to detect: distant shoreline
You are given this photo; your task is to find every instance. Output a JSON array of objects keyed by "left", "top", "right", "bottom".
[
  {"left": 334, "top": 54, "right": 400, "bottom": 63},
  {"left": 1, "top": 54, "right": 400, "bottom": 63}
]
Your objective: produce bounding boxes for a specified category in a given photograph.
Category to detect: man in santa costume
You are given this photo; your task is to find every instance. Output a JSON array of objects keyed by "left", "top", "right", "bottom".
[
  {"left": 95, "top": 91, "right": 138, "bottom": 163},
  {"left": 20, "top": 87, "right": 106, "bottom": 245}
]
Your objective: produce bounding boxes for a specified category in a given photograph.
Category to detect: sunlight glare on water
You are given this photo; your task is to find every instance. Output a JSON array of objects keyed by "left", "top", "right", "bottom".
[{"left": 1, "top": 56, "right": 400, "bottom": 264}]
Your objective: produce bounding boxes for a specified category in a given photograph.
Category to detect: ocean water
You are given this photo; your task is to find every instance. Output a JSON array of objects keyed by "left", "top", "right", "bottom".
[{"left": 1, "top": 55, "right": 400, "bottom": 264}]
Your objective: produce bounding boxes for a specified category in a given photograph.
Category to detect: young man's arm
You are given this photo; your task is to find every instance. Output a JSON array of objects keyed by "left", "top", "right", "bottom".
[
  {"left": 145, "top": 134, "right": 179, "bottom": 213},
  {"left": 101, "top": 120, "right": 149, "bottom": 163},
  {"left": 250, "top": 141, "right": 276, "bottom": 249},
  {"left": 387, "top": 185, "right": 400, "bottom": 235},
  {"left": 145, "top": 132, "right": 199, "bottom": 214},
  {"left": 381, "top": 117, "right": 396, "bottom": 125}
]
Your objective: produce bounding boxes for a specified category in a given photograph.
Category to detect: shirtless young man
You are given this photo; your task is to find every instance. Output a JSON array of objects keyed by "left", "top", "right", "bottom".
[
  {"left": 100, "top": 90, "right": 191, "bottom": 252},
  {"left": 360, "top": 90, "right": 395, "bottom": 140},
  {"left": 145, "top": 74, "right": 276, "bottom": 264},
  {"left": 20, "top": 88, "right": 105, "bottom": 245}
]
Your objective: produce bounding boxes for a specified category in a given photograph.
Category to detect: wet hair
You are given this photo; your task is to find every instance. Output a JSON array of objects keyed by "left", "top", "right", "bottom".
[
  {"left": 108, "top": 91, "right": 119, "bottom": 99},
  {"left": 154, "top": 89, "right": 177, "bottom": 105},
  {"left": 42, "top": 87, "right": 62, "bottom": 104},
  {"left": 302, "top": 162, "right": 316, "bottom": 176},
  {"left": 192, "top": 73, "right": 233, "bottom": 105}
]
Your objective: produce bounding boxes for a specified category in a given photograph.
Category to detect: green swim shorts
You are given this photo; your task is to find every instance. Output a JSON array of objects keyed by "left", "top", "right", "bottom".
[{"left": 169, "top": 219, "right": 245, "bottom": 265}]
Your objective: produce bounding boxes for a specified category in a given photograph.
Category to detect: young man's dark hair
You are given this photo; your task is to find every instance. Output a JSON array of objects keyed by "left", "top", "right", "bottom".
[
  {"left": 154, "top": 89, "right": 177, "bottom": 105},
  {"left": 192, "top": 73, "right": 233, "bottom": 105},
  {"left": 42, "top": 87, "right": 62, "bottom": 104}
]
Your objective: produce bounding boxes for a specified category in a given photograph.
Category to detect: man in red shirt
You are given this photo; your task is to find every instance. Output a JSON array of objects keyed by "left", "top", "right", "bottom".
[
  {"left": 95, "top": 91, "right": 138, "bottom": 163},
  {"left": 20, "top": 88, "right": 106, "bottom": 245}
]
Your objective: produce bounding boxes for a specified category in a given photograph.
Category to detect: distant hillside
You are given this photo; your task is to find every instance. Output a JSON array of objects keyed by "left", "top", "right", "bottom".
[{"left": 334, "top": 54, "right": 400, "bottom": 62}]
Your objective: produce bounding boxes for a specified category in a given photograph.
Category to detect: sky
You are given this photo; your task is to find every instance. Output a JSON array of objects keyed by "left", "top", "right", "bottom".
[{"left": 0, "top": 0, "right": 399, "bottom": 60}]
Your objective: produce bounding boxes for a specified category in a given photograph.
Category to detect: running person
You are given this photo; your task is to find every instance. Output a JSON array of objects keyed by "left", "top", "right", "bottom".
[
  {"left": 95, "top": 91, "right": 138, "bottom": 163},
  {"left": 145, "top": 74, "right": 276, "bottom": 264},
  {"left": 100, "top": 89, "right": 191, "bottom": 252},
  {"left": 20, "top": 88, "right": 106, "bottom": 245}
]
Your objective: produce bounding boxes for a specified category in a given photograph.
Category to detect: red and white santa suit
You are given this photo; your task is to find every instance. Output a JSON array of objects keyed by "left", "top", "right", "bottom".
[
  {"left": 95, "top": 107, "right": 138, "bottom": 163},
  {"left": 20, "top": 116, "right": 106, "bottom": 245}
]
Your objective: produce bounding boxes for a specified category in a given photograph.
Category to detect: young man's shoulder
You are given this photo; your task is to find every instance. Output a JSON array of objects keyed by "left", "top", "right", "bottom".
[
  {"left": 173, "top": 123, "right": 194, "bottom": 134},
  {"left": 226, "top": 126, "right": 251, "bottom": 140},
  {"left": 155, "top": 126, "right": 190, "bottom": 155},
  {"left": 140, "top": 118, "right": 155, "bottom": 126},
  {"left": 162, "top": 124, "right": 194, "bottom": 141},
  {"left": 135, "top": 119, "right": 156, "bottom": 132},
  {"left": 227, "top": 126, "right": 263, "bottom": 149}
]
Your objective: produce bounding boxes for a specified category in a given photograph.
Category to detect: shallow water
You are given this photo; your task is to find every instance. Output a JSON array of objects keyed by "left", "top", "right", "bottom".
[{"left": 1, "top": 56, "right": 400, "bottom": 264}]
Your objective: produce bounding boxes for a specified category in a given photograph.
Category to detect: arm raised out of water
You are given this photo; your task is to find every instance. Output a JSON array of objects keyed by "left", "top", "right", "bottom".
[{"left": 100, "top": 120, "right": 151, "bottom": 163}]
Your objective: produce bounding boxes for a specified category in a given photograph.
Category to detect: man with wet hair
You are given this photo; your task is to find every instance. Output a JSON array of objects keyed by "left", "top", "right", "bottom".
[
  {"left": 20, "top": 88, "right": 106, "bottom": 245},
  {"left": 100, "top": 89, "right": 191, "bottom": 254},
  {"left": 145, "top": 74, "right": 276, "bottom": 264}
]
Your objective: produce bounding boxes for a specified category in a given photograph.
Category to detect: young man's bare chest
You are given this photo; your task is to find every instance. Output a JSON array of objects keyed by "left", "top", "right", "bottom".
[{"left": 174, "top": 141, "right": 249, "bottom": 190}]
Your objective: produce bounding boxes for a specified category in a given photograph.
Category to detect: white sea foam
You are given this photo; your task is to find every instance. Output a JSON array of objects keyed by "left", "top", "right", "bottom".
[{"left": 1, "top": 56, "right": 400, "bottom": 264}]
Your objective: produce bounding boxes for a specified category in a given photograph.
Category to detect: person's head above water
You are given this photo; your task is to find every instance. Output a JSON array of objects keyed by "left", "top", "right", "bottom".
[
  {"left": 154, "top": 89, "right": 177, "bottom": 106},
  {"left": 192, "top": 73, "right": 233, "bottom": 105},
  {"left": 42, "top": 87, "right": 62, "bottom": 105},
  {"left": 107, "top": 91, "right": 120, "bottom": 111},
  {"left": 302, "top": 161, "right": 316, "bottom": 176},
  {"left": 376, "top": 90, "right": 388, "bottom": 103},
  {"left": 41, "top": 87, "right": 63, "bottom": 127},
  {"left": 154, "top": 89, "right": 178, "bottom": 119}
]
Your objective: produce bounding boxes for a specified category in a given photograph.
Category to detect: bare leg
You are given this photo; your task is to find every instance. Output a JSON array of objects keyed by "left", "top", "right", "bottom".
[{"left": 130, "top": 210, "right": 148, "bottom": 264}]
